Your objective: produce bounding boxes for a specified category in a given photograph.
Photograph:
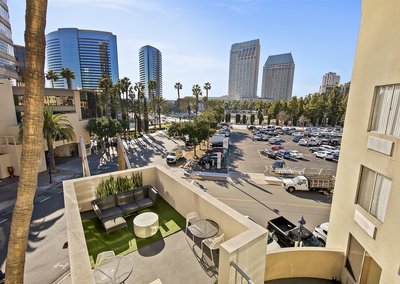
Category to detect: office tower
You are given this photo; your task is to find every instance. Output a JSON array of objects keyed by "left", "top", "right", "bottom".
[
  {"left": 328, "top": 2, "right": 399, "bottom": 283},
  {"left": 14, "top": 45, "right": 25, "bottom": 85},
  {"left": 261, "top": 53, "right": 295, "bottom": 100},
  {"left": 46, "top": 28, "right": 119, "bottom": 90},
  {"left": 228, "top": 39, "right": 260, "bottom": 99},
  {"left": 320, "top": 72, "right": 340, "bottom": 93},
  {"left": 0, "top": 0, "right": 17, "bottom": 80},
  {"left": 139, "top": 45, "right": 163, "bottom": 98}
]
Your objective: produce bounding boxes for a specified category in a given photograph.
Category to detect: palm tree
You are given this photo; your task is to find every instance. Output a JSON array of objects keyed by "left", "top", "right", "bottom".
[
  {"left": 19, "top": 108, "right": 74, "bottom": 173},
  {"left": 148, "top": 80, "right": 157, "bottom": 125},
  {"left": 203, "top": 82, "right": 211, "bottom": 109},
  {"left": 192, "top": 84, "right": 202, "bottom": 117},
  {"left": 174, "top": 82, "right": 182, "bottom": 113},
  {"left": 153, "top": 95, "right": 167, "bottom": 129},
  {"left": 98, "top": 75, "right": 113, "bottom": 116},
  {"left": 60, "top": 67, "right": 75, "bottom": 89},
  {"left": 45, "top": 69, "right": 59, "bottom": 88},
  {"left": 181, "top": 96, "right": 194, "bottom": 118},
  {"left": 6, "top": 1, "right": 48, "bottom": 281},
  {"left": 134, "top": 82, "right": 145, "bottom": 133},
  {"left": 119, "top": 77, "right": 132, "bottom": 122}
]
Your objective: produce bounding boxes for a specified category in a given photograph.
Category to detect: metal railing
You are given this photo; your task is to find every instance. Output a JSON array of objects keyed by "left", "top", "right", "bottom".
[
  {"left": 230, "top": 261, "right": 255, "bottom": 284},
  {"left": 0, "top": 136, "right": 17, "bottom": 147}
]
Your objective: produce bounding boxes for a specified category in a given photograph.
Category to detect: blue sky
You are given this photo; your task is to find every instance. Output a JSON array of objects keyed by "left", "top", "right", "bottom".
[{"left": 9, "top": 0, "right": 361, "bottom": 100}]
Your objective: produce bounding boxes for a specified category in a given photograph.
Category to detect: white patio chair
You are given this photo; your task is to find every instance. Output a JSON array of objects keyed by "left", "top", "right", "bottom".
[
  {"left": 95, "top": 250, "right": 115, "bottom": 266},
  {"left": 201, "top": 233, "right": 224, "bottom": 267},
  {"left": 185, "top": 211, "right": 199, "bottom": 235}
]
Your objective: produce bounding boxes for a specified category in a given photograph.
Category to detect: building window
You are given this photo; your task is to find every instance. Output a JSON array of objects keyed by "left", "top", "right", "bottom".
[
  {"left": 371, "top": 84, "right": 400, "bottom": 136},
  {"left": 357, "top": 166, "right": 391, "bottom": 222},
  {"left": 345, "top": 235, "right": 382, "bottom": 284}
]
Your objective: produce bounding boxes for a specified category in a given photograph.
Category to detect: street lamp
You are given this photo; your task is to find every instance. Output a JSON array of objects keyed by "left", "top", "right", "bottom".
[{"left": 46, "top": 153, "right": 52, "bottom": 184}]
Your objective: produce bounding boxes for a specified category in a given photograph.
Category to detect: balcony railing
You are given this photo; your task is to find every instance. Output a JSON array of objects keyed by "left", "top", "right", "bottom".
[{"left": 230, "top": 261, "right": 255, "bottom": 284}]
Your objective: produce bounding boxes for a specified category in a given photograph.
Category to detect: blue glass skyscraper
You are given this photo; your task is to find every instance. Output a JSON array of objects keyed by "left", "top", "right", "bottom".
[
  {"left": 46, "top": 28, "right": 119, "bottom": 90},
  {"left": 0, "top": 0, "right": 17, "bottom": 79},
  {"left": 139, "top": 45, "right": 162, "bottom": 98}
]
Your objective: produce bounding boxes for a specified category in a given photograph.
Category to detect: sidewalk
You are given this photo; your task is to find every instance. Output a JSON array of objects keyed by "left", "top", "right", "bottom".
[{"left": 0, "top": 160, "right": 82, "bottom": 216}]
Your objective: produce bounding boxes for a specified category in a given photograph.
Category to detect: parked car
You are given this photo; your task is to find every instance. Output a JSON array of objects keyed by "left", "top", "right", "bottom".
[
  {"left": 268, "top": 137, "right": 281, "bottom": 144},
  {"left": 292, "top": 135, "right": 302, "bottom": 142},
  {"left": 313, "top": 222, "right": 329, "bottom": 246},
  {"left": 277, "top": 150, "right": 291, "bottom": 159},
  {"left": 261, "top": 149, "right": 278, "bottom": 159},
  {"left": 314, "top": 151, "right": 334, "bottom": 160},
  {"left": 307, "top": 138, "right": 319, "bottom": 146},
  {"left": 271, "top": 159, "right": 285, "bottom": 170},
  {"left": 254, "top": 134, "right": 262, "bottom": 141},
  {"left": 271, "top": 145, "right": 285, "bottom": 151},
  {"left": 166, "top": 150, "right": 184, "bottom": 164},
  {"left": 298, "top": 139, "right": 308, "bottom": 146},
  {"left": 289, "top": 150, "right": 303, "bottom": 159}
]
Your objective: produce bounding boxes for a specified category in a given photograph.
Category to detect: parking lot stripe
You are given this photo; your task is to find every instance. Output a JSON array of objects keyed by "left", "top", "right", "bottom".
[{"left": 257, "top": 148, "right": 263, "bottom": 159}]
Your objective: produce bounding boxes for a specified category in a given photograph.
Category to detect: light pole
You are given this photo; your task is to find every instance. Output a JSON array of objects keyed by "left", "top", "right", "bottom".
[{"left": 46, "top": 153, "right": 52, "bottom": 184}]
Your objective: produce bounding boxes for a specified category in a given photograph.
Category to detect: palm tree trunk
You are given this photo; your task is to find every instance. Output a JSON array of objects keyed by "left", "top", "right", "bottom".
[
  {"left": 51, "top": 79, "right": 54, "bottom": 88},
  {"left": 6, "top": 1, "right": 47, "bottom": 283}
]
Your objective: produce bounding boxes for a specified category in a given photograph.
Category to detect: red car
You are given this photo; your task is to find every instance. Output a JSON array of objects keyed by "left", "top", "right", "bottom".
[{"left": 271, "top": 145, "right": 285, "bottom": 151}]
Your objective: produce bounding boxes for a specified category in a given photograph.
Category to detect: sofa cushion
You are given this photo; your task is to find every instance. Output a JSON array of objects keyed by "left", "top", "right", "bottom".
[
  {"left": 101, "top": 206, "right": 123, "bottom": 220},
  {"left": 119, "top": 202, "right": 140, "bottom": 215},
  {"left": 102, "top": 216, "right": 127, "bottom": 235},
  {"left": 136, "top": 197, "right": 154, "bottom": 209},
  {"left": 96, "top": 195, "right": 117, "bottom": 210},
  {"left": 92, "top": 203, "right": 103, "bottom": 220},
  {"left": 116, "top": 191, "right": 135, "bottom": 206},
  {"left": 133, "top": 188, "right": 145, "bottom": 200}
]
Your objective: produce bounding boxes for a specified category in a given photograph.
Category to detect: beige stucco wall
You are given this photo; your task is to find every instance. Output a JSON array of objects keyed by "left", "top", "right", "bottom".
[
  {"left": 64, "top": 166, "right": 268, "bottom": 284},
  {"left": 264, "top": 248, "right": 344, "bottom": 280},
  {"left": 328, "top": 1, "right": 400, "bottom": 283},
  {"left": 0, "top": 80, "right": 18, "bottom": 136}
]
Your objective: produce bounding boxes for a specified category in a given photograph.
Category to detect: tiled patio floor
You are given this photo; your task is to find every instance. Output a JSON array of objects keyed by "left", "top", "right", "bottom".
[{"left": 123, "top": 230, "right": 217, "bottom": 284}]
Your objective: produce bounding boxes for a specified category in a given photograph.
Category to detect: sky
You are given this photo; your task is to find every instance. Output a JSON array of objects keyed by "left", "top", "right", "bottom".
[{"left": 9, "top": 0, "right": 361, "bottom": 100}]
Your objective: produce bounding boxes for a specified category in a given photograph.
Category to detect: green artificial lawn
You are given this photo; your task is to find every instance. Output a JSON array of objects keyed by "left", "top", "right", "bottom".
[{"left": 82, "top": 197, "right": 186, "bottom": 267}]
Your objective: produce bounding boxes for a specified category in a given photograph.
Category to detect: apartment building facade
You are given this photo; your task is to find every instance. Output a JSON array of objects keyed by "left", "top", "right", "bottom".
[
  {"left": 139, "top": 45, "right": 163, "bottom": 99},
  {"left": 328, "top": 1, "right": 400, "bottom": 283},
  {"left": 320, "top": 72, "right": 340, "bottom": 94},
  {"left": 0, "top": 0, "right": 17, "bottom": 80}
]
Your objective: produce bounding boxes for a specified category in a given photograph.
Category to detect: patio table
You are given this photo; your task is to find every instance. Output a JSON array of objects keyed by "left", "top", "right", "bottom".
[
  {"left": 188, "top": 219, "right": 219, "bottom": 239},
  {"left": 93, "top": 255, "right": 133, "bottom": 284}
]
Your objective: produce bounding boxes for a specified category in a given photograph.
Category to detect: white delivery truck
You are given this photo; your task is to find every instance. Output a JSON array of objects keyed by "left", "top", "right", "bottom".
[{"left": 282, "top": 175, "right": 335, "bottom": 193}]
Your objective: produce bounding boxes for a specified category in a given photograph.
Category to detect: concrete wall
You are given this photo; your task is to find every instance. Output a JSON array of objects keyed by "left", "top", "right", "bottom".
[
  {"left": 64, "top": 166, "right": 268, "bottom": 284},
  {"left": 328, "top": 1, "right": 400, "bottom": 283},
  {"left": 264, "top": 248, "right": 343, "bottom": 280},
  {"left": 0, "top": 80, "right": 18, "bottom": 136}
]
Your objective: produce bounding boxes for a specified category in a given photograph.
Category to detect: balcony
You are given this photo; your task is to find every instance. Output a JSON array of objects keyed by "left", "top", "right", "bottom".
[{"left": 63, "top": 165, "right": 268, "bottom": 283}]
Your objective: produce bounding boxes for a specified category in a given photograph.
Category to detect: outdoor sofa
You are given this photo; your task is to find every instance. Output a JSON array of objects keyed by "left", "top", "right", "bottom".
[{"left": 91, "top": 185, "right": 158, "bottom": 235}]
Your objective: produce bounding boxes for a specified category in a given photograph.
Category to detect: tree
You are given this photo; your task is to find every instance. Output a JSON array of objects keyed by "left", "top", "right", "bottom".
[
  {"left": 250, "top": 114, "right": 255, "bottom": 124},
  {"left": 98, "top": 75, "right": 113, "bottom": 117},
  {"left": 153, "top": 95, "right": 167, "bottom": 129},
  {"left": 119, "top": 77, "right": 132, "bottom": 123},
  {"left": 181, "top": 96, "right": 194, "bottom": 118},
  {"left": 148, "top": 80, "right": 157, "bottom": 124},
  {"left": 45, "top": 69, "right": 59, "bottom": 88},
  {"left": 19, "top": 108, "right": 75, "bottom": 172},
  {"left": 6, "top": 1, "right": 48, "bottom": 282},
  {"left": 174, "top": 82, "right": 182, "bottom": 114},
  {"left": 203, "top": 82, "right": 211, "bottom": 109},
  {"left": 235, "top": 114, "right": 241, "bottom": 124},
  {"left": 257, "top": 110, "right": 264, "bottom": 125},
  {"left": 192, "top": 84, "right": 202, "bottom": 116},
  {"left": 60, "top": 67, "right": 75, "bottom": 90}
]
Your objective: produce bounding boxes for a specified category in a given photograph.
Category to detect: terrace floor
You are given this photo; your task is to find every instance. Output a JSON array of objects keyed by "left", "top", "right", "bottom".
[{"left": 123, "top": 231, "right": 217, "bottom": 284}]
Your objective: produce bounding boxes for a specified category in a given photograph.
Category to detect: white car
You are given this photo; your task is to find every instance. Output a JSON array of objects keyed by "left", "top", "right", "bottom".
[
  {"left": 298, "top": 139, "right": 308, "bottom": 146},
  {"left": 314, "top": 150, "right": 334, "bottom": 160},
  {"left": 308, "top": 138, "right": 319, "bottom": 146},
  {"left": 313, "top": 222, "right": 329, "bottom": 246},
  {"left": 289, "top": 150, "right": 303, "bottom": 159}
]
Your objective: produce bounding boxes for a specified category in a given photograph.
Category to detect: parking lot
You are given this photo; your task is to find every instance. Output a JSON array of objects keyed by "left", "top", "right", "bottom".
[{"left": 229, "top": 126, "right": 338, "bottom": 175}]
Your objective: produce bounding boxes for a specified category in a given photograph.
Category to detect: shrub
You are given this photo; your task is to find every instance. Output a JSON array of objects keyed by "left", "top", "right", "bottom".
[{"left": 96, "top": 171, "right": 143, "bottom": 198}]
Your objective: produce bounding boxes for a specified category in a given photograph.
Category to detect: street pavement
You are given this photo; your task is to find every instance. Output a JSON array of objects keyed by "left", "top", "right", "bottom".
[{"left": 0, "top": 127, "right": 336, "bottom": 283}]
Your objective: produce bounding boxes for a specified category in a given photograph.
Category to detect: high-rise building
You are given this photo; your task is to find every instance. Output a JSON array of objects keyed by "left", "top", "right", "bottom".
[
  {"left": 261, "top": 53, "right": 295, "bottom": 100},
  {"left": 139, "top": 45, "right": 162, "bottom": 98},
  {"left": 0, "top": 0, "right": 17, "bottom": 80},
  {"left": 46, "top": 28, "right": 119, "bottom": 90},
  {"left": 228, "top": 39, "right": 260, "bottom": 100},
  {"left": 320, "top": 72, "right": 340, "bottom": 93},
  {"left": 14, "top": 45, "right": 25, "bottom": 85},
  {"left": 328, "top": 2, "right": 400, "bottom": 283}
]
